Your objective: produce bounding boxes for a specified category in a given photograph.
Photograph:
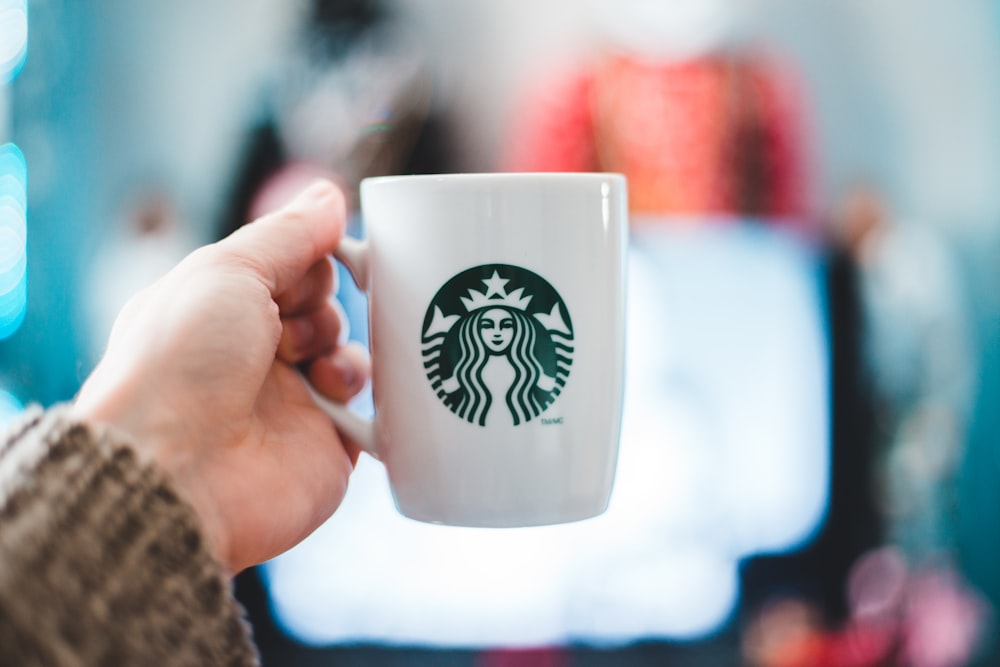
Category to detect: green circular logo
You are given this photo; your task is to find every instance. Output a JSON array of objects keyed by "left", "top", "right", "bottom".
[{"left": 422, "top": 264, "right": 574, "bottom": 426}]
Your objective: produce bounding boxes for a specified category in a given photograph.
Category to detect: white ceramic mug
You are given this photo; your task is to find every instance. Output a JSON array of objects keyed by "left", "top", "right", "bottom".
[{"left": 310, "top": 173, "right": 627, "bottom": 527}]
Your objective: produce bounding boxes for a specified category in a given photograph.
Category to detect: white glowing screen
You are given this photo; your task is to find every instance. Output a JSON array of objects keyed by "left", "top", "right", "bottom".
[{"left": 263, "top": 221, "right": 829, "bottom": 647}]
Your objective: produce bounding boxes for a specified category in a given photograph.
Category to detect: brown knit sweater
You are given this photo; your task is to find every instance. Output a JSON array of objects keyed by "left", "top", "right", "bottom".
[{"left": 0, "top": 407, "right": 259, "bottom": 666}]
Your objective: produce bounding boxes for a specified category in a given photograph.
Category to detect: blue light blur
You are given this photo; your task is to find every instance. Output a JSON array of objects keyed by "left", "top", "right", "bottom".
[
  {"left": 0, "top": 143, "right": 25, "bottom": 341},
  {"left": 0, "top": 387, "right": 21, "bottom": 428},
  {"left": 0, "top": 0, "right": 27, "bottom": 84}
]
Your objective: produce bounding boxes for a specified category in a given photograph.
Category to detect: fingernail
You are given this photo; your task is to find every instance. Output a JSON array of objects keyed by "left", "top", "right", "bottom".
[
  {"left": 289, "top": 179, "right": 336, "bottom": 210},
  {"left": 332, "top": 353, "right": 358, "bottom": 389}
]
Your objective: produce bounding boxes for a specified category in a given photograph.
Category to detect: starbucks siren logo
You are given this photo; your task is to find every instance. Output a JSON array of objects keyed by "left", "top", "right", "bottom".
[{"left": 422, "top": 264, "right": 574, "bottom": 426}]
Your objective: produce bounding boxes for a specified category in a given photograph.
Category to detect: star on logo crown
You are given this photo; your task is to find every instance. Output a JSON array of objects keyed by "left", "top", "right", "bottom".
[{"left": 460, "top": 270, "right": 533, "bottom": 312}]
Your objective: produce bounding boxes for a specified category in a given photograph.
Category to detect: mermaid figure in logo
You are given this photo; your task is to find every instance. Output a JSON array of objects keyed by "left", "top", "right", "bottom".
[{"left": 423, "top": 270, "right": 572, "bottom": 426}]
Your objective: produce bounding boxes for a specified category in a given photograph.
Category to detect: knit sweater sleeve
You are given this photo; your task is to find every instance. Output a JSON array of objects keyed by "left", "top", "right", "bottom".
[{"left": 0, "top": 407, "right": 259, "bottom": 667}]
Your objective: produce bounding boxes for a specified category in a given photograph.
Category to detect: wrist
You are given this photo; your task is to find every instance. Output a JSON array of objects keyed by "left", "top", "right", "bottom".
[{"left": 71, "top": 393, "right": 235, "bottom": 573}]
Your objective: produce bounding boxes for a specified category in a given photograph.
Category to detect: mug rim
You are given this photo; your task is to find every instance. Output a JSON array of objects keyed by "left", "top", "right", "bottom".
[{"left": 362, "top": 172, "right": 626, "bottom": 187}]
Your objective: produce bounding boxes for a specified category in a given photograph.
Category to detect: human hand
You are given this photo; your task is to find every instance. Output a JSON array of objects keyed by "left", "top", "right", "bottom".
[{"left": 74, "top": 180, "right": 370, "bottom": 574}]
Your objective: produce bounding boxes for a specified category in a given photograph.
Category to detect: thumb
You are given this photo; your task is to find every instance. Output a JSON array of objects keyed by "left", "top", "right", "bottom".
[{"left": 217, "top": 179, "right": 347, "bottom": 297}]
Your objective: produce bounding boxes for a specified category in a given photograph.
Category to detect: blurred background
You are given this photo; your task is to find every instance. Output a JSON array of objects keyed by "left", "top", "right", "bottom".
[{"left": 2, "top": 0, "right": 1000, "bottom": 665}]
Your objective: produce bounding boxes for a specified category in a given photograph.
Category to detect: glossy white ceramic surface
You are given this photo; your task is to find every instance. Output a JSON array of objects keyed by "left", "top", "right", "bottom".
[{"left": 345, "top": 173, "right": 627, "bottom": 527}]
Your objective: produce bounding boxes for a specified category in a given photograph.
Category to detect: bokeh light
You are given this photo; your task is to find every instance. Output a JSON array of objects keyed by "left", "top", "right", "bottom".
[
  {"left": 0, "top": 143, "right": 26, "bottom": 340},
  {"left": 0, "top": 387, "right": 22, "bottom": 429},
  {"left": 0, "top": 0, "right": 27, "bottom": 84}
]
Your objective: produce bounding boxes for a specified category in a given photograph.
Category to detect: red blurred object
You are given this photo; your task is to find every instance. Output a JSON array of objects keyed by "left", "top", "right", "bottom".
[
  {"left": 476, "top": 647, "right": 570, "bottom": 667},
  {"left": 504, "top": 52, "right": 810, "bottom": 225},
  {"left": 743, "top": 598, "right": 896, "bottom": 667},
  {"left": 901, "top": 567, "right": 987, "bottom": 667},
  {"left": 743, "top": 552, "right": 989, "bottom": 667}
]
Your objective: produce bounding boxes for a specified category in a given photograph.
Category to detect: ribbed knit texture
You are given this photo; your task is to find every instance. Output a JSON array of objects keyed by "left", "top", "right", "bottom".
[{"left": 0, "top": 407, "right": 259, "bottom": 666}]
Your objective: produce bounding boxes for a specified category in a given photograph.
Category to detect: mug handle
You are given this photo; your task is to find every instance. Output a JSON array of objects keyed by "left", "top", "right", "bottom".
[{"left": 300, "top": 236, "right": 380, "bottom": 460}]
